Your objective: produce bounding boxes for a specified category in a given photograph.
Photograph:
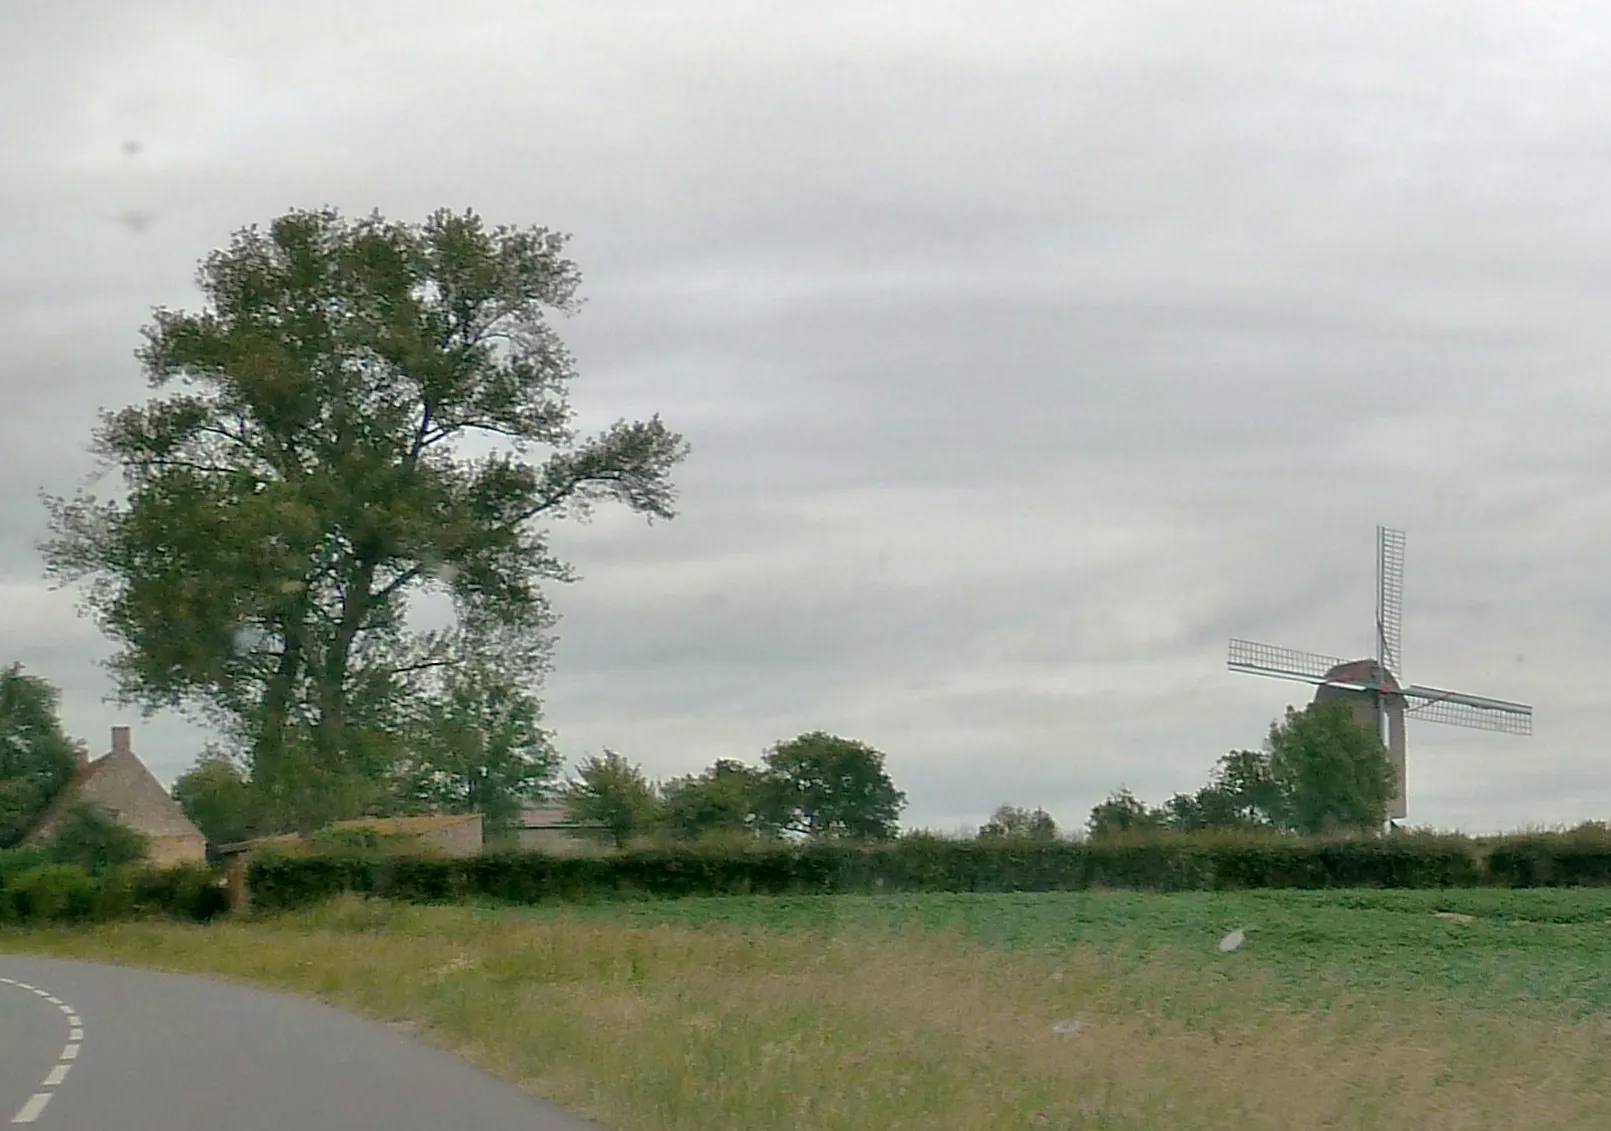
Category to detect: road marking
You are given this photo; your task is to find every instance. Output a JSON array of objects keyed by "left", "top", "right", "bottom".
[
  {"left": 9, "top": 1096, "right": 49, "bottom": 1125},
  {"left": 3, "top": 975, "right": 85, "bottom": 1125}
]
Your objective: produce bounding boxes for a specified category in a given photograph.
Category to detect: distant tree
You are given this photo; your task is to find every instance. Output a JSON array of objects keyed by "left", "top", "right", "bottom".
[
  {"left": 1086, "top": 787, "right": 1167, "bottom": 840},
  {"left": 0, "top": 664, "right": 81, "bottom": 848},
  {"left": 659, "top": 759, "right": 780, "bottom": 842},
  {"left": 978, "top": 804, "right": 1059, "bottom": 840},
  {"left": 390, "top": 636, "right": 561, "bottom": 837},
  {"left": 562, "top": 749, "right": 660, "bottom": 849},
  {"left": 1158, "top": 748, "right": 1284, "bottom": 833},
  {"left": 763, "top": 732, "right": 906, "bottom": 841},
  {"left": 1264, "top": 700, "right": 1394, "bottom": 835},
  {"left": 1209, "top": 748, "right": 1285, "bottom": 827},
  {"left": 39, "top": 206, "right": 688, "bottom": 830},
  {"left": 46, "top": 802, "right": 149, "bottom": 875},
  {"left": 171, "top": 752, "right": 264, "bottom": 846}
]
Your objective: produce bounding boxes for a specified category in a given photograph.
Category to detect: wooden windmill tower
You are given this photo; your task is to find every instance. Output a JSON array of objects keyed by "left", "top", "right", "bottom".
[{"left": 1227, "top": 526, "right": 1531, "bottom": 824}]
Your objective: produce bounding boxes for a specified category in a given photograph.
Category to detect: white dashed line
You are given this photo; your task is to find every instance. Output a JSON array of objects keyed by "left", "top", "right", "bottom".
[
  {"left": 2, "top": 977, "right": 85, "bottom": 1124},
  {"left": 9, "top": 1097, "right": 48, "bottom": 1126}
]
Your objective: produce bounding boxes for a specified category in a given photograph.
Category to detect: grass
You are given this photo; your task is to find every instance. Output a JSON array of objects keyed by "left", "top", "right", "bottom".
[{"left": 4, "top": 887, "right": 1611, "bottom": 1130}]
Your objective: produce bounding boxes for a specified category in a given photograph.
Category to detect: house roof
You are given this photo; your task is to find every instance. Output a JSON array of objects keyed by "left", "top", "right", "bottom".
[
  {"left": 518, "top": 800, "right": 604, "bottom": 830},
  {"left": 22, "top": 758, "right": 108, "bottom": 841},
  {"left": 218, "top": 812, "right": 483, "bottom": 855},
  {"left": 25, "top": 743, "right": 205, "bottom": 846}
]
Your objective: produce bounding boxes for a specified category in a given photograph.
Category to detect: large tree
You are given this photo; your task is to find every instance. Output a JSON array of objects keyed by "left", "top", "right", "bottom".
[
  {"left": 0, "top": 664, "right": 81, "bottom": 848},
  {"left": 763, "top": 731, "right": 906, "bottom": 841},
  {"left": 1263, "top": 700, "right": 1395, "bottom": 835},
  {"left": 40, "top": 207, "right": 687, "bottom": 829}
]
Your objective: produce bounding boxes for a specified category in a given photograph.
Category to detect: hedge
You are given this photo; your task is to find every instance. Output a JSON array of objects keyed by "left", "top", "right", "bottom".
[
  {"left": 242, "top": 829, "right": 1609, "bottom": 912},
  {"left": 0, "top": 850, "right": 229, "bottom": 926}
]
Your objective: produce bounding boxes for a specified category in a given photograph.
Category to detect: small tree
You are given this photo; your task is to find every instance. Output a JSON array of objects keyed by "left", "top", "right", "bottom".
[
  {"left": 1086, "top": 787, "right": 1166, "bottom": 840},
  {"left": 978, "top": 804, "right": 1059, "bottom": 840},
  {"left": 562, "top": 749, "right": 660, "bottom": 849},
  {"left": 171, "top": 752, "right": 264, "bottom": 846},
  {"left": 1265, "top": 700, "right": 1395, "bottom": 835},
  {"left": 390, "top": 638, "right": 561, "bottom": 837},
  {"left": 0, "top": 664, "right": 81, "bottom": 848},
  {"left": 763, "top": 731, "right": 906, "bottom": 841},
  {"left": 47, "top": 802, "right": 149, "bottom": 875}
]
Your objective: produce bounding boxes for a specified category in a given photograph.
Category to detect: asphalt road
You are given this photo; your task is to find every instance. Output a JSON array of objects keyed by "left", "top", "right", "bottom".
[{"left": 0, "top": 954, "right": 602, "bottom": 1130}]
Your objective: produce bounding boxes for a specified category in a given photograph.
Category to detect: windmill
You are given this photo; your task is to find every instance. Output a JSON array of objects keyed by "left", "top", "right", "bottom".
[{"left": 1227, "top": 526, "right": 1531, "bottom": 824}]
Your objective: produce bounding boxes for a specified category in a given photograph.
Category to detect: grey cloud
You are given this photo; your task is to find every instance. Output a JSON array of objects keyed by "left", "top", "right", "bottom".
[{"left": 3, "top": 1, "right": 1609, "bottom": 832}]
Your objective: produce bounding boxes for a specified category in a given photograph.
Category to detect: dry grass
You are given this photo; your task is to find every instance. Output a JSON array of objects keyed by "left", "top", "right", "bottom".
[{"left": 5, "top": 896, "right": 1610, "bottom": 1131}]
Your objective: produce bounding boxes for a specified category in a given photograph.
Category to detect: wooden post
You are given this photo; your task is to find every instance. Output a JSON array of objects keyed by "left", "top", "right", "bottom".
[{"left": 225, "top": 851, "right": 250, "bottom": 914}]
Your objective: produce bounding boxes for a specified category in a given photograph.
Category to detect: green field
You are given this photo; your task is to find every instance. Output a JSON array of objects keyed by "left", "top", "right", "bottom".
[
  {"left": 7, "top": 887, "right": 1611, "bottom": 1130},
  {"left": 529, "top": 886, "right": 1611, "bottom": 1019}
]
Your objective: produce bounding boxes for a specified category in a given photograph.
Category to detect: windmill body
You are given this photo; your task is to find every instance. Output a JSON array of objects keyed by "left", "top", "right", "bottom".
[{"left": 1227, "top": 527, "right": 1531, "bottom": 824}]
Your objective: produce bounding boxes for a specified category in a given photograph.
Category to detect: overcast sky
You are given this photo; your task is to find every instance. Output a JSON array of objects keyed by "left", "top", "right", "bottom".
[{"left": 3, "top": 1, "right": 1608, "bottom": 835}]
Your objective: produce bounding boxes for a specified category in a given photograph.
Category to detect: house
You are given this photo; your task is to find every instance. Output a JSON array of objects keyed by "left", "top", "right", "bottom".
[
  {"left": 514, "top": 799, "right": 611, "bottom": 855},
  {"left": 25, "top": 726, "right": 207, "bottom": 867}
]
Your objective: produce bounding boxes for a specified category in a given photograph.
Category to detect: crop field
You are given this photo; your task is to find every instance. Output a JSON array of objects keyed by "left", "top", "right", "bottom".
[{"left": 7, "top": 887, "right": 1611, "bottom": 1130}]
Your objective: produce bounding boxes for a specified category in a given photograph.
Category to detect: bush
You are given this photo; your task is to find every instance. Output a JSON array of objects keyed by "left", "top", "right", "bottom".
[
  {"left": 0, "top": 858, "right": 228, "bottom": 926},
  {"left": 0, "top": 847, "right": 52, "bottom": 882},
  {"left": 46, "top": 802, "right": 151, "bottom": 876},
  {"left": 1486, "top": 833, "right": 1611, "bottom": 887},
  {"left": 2, "top": 864, "right": 99, "bottom": 923},
  {"left": 96, "top": 863, "right": 230, "bottom": 922}
]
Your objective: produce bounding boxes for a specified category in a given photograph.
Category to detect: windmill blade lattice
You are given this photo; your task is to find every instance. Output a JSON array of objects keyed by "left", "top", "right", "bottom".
[{"left": 1376, "top": 525, "right": 1405, "bottom": 676}]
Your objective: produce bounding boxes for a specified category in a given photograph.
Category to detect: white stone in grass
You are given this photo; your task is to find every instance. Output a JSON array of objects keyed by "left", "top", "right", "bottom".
[
  {"left": 1218, "top": 927, "right": 1246, "bottom": 953},
  {"left": 1050, "top": 1016, "right": 1084, "bottom": 1036}
]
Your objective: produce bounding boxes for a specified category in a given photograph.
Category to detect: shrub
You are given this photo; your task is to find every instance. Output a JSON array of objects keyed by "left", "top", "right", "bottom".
[
  {"left": 46, "top": 802, "right": 150, "bottom": 876},
  {"left": 0, "top": 847, "right": 52, "bottom": 882},
  {"left": 3, "top": 864, "right": 99, "bottom": 923}
]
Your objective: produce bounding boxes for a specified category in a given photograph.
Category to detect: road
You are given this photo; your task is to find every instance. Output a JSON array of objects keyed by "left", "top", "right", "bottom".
[{"left": 0, "top": 954, "right": 602, "bottom": 1130}]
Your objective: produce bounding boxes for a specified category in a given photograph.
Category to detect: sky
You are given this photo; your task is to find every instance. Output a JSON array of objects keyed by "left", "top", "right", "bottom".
[{"left": 2, "top": 1, "right": 1608, "bottom": 836}]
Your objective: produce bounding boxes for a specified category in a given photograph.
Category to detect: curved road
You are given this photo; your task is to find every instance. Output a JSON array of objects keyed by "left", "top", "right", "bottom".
[{"left": 0, "top": 954, "right": 600, "bottom": 1129}]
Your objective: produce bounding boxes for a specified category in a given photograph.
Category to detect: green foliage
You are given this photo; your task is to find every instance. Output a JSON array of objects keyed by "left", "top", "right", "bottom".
[
  {"left": 1265, "top": 701, "right": 1395, "bottom": 834},
  {"left": 977, "top": 804, "right": 1059, "bottom": 840},
  {"left": 389, "top": 641, "right": 561, "bottom": 836},
  {"left": 1086, "top": 788, "right": 1166, "bottom": 840},
  {"left": 0, "top": 664, "right": 81, "bottom": 848},
  {"left": 243, "top": 827, "right": 1611, "bottom": 913},
  {"left": 762, "top": 732, "right": 906, "bottom": 841},
  {"left": 0, "top": 859, "right": 227, "bottom": 926},
  {"left": 2, "top": 863, "right": 99, "bottom": 922},
  {"left": 309, "top": 825, "right": 385, "bottom": 854},
  {"left": 172, "top": 753, "right": 263, "bottom": 846},
  {"left": 40, "top": 205, "right": 688, "bottom": 828},
  {"left": 563, "top": 750, "right": 662, "bottom": 849},
  {"left": 659, "top": 759, "right": 780, "bottom": 842},
  {"left": 1105, "top": 702, "right": 1396, "bottom": 838},
  {"left": 45, "top": 802, "right": 150, "bottom": 876},
  {"left": 0, "top": 847, "right": 52, "bottom": 883}
]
